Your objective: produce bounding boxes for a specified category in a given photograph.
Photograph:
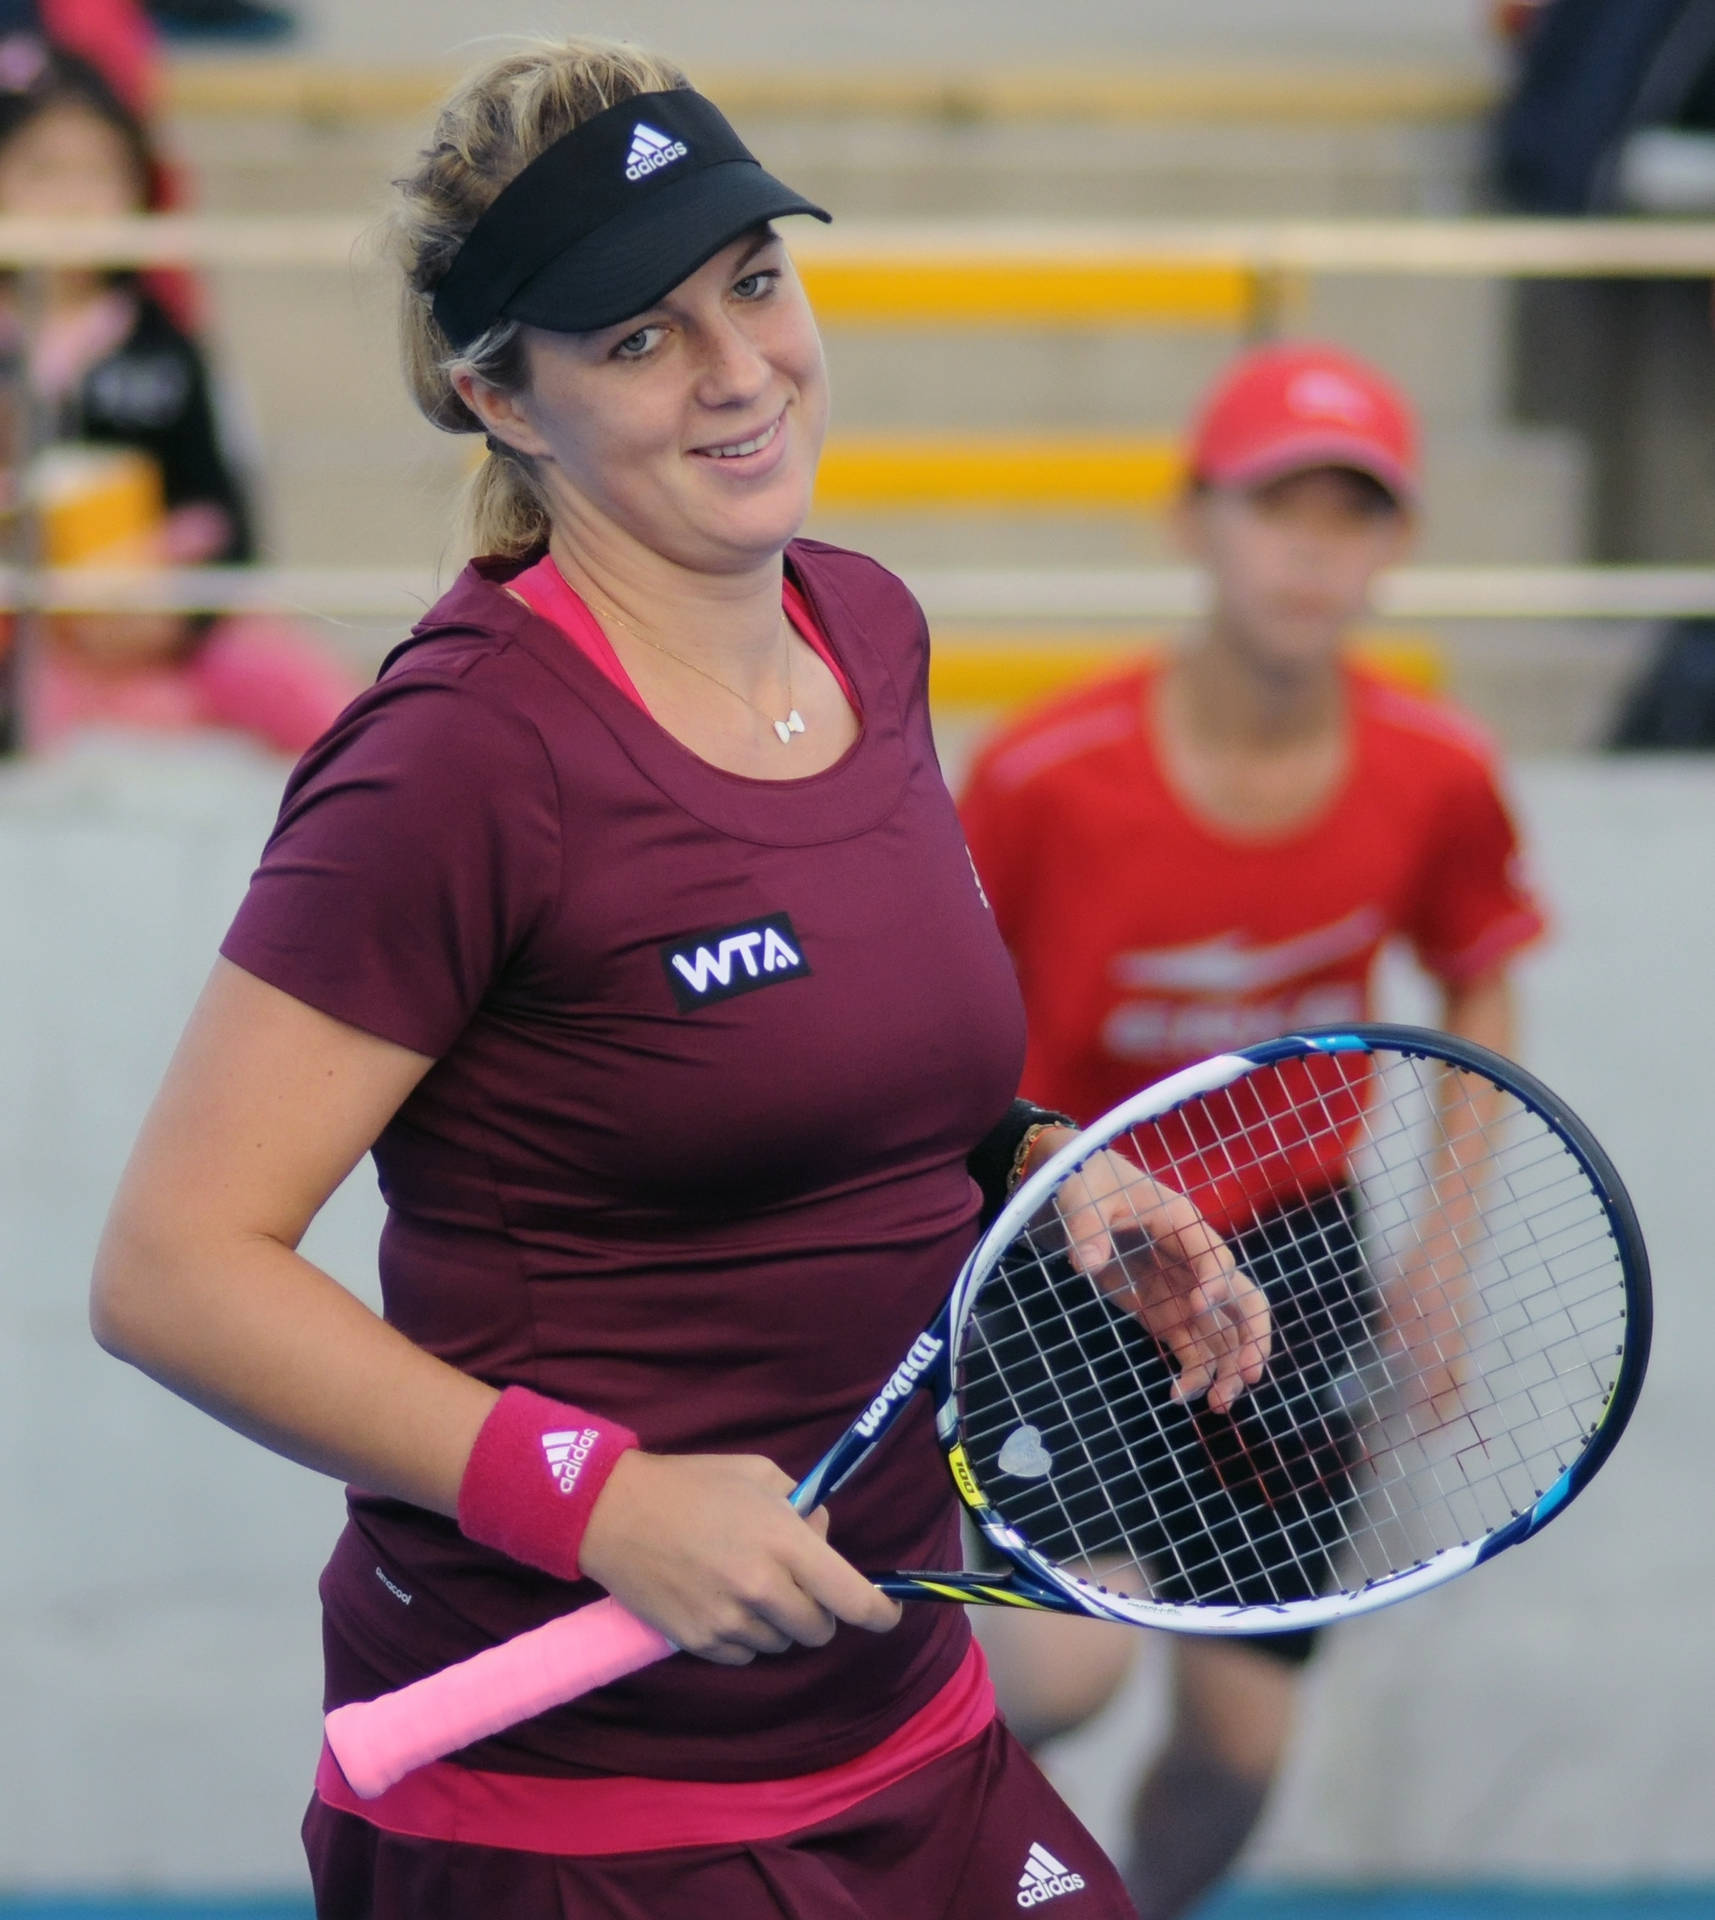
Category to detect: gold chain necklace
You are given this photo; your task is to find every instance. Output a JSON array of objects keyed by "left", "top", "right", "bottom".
[{"left": 591, "top": 591, "right": 805, "bottom": 746}]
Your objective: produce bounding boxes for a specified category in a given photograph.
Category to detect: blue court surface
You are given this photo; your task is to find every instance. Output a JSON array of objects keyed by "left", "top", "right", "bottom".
[
  {"left": 1200, "top": 1894, "right": 1715, "bottom": 1920},
  {"left": 3, "top": 1891, "right": 1713, "bottom": 1919}
]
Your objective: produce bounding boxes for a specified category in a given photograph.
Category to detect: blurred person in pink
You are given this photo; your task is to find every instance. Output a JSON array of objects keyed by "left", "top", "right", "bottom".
[{"left": 28, "top": 605, "right": 359, "bottom": 758}]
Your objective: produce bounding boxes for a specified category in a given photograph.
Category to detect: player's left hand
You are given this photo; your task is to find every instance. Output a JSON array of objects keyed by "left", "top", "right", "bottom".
[{"left": 1038, "top": 1135, "right": 1272, "bottom": 1414}]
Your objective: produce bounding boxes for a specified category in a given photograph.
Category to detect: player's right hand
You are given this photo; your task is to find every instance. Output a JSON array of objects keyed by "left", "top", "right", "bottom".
[
  {"left": 577, "top": 1449, "right": 902, "bottom": 1665},
  {"left": 1054, "top": 1147, "right": 1272, "bottom": 1415}
]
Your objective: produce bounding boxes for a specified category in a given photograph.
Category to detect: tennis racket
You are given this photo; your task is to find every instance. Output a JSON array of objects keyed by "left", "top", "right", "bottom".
[{"left": 326, "top": 1023, "right": 1649, "bottom": 1798}]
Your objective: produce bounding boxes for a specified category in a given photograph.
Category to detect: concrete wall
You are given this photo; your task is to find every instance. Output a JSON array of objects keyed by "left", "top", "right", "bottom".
[
  {"left": 0, "top": 743, "right": 373, "bottom": 1892},
  {"left": 0, "top": 742, "right": 1710, "bottom": 1891}
]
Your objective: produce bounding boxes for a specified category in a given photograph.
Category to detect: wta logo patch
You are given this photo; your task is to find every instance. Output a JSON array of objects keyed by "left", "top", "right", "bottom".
[{"left": 660, "top": 912, "right": 811, "bottom": 1010}]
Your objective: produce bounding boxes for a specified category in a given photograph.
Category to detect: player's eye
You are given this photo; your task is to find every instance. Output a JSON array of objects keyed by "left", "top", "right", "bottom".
[
  {"left": 732, "top": 269, "right": 781, "bottom": 302},
  {"left": 611, "top": 325, "right": 666, "bottom": 361}
]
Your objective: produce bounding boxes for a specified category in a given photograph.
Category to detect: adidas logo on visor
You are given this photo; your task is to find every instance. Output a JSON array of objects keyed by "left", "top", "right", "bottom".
[
  {"left": 1016, "top": 1842, "right": 1087, "bottom": 1907},
  {"left": 625, "top": 121, "right": 690, "bottom": 181}
]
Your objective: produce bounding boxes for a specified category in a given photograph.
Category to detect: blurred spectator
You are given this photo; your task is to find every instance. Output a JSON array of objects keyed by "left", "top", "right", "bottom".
[
  {"left": 0, "top": 41, "right": 250, "bottom": 559},
  {"left": 2, "top": 1, "right": 209, "bottom": 334},
  {"left": 1496, "top": 0, "right": 1715, "bottom": 565},
  {"left": 1608, "top": 620, "right": 1715, "bottom": 746},
  {"left": 0, "top": 39, "right": 357, "bottom": 758},
  {"left": 0, "top": 0, "right": 155, "bottom": 111},
  {"left": 1603, "top": 209, "right": 1715, "bottom": 749},
  {"left": 22, "top": 443, "right": 356, "bottom": 758},
  {"left": 1493, "top": 0, "right": 1715, "bottom": 214},
  {"left": 1494, "top": 0, "right": 1715, "bottom": 738},
  {"left": 960, "top": 344, "right": 1545, "bottom": 1920},
  {"left": 28, "top": 609, "right": 357, "bottom": 759},
  {"left": 0, "top": 0, "right": 295, "bottom": 72},
  {"left": 145, "top": 0, "right": 294, "bottom": 42}
]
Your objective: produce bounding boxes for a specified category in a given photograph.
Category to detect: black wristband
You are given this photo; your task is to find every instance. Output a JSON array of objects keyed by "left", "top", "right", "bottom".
[{"left": 966, "top": 1098, "right": 1076, "bottom": 1227}]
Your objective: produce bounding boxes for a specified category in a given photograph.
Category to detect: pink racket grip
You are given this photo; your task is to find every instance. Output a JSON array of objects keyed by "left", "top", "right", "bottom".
[{"left": 323, "top": 1595, "right": 674, "bottom": 1799}]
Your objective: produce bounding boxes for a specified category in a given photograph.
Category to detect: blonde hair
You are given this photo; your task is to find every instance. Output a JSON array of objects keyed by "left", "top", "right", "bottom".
[{"left": 392, "top": 38, "right": 692, "bottom": 560}]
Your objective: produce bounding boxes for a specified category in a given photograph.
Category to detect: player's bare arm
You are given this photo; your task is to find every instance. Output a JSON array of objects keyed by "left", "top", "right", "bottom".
[{"left": 91, "top": 958, "right": 895, "bottom": 1662}]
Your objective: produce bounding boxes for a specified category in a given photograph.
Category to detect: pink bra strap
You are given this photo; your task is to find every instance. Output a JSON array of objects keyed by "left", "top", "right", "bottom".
[{"left": 511, "top": 556, "right": 859, "bottom": 717}]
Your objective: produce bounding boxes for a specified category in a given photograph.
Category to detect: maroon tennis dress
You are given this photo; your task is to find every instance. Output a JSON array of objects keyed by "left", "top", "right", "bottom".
[{"left": 220, "top": 540, "right": 1133, "bottom": 1917}]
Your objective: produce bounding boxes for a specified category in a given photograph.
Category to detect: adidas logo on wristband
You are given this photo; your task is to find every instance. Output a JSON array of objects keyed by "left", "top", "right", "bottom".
[{"left": 542, "top": 1427, "right": 600, "bottom": 1494}]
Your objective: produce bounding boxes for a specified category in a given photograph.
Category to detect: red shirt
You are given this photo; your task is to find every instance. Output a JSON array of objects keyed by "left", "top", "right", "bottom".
[
  {"left": 961, "top": 658, "right": 1545, "bottom": 1226},
  {"left": 221, "top": 542, "right": 1025, "bottom": 1783}
]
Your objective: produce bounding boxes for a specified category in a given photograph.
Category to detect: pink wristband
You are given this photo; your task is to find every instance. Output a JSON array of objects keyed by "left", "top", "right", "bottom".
[{"left": 456, "top": 1387, "right": 639, "bottom": 1583}]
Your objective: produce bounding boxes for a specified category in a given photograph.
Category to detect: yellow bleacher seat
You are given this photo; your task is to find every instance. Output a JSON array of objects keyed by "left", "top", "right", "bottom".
[
  {"left": 816, "top": 435, "right": 1184, "bottom": 512},
  {"left": 795, "top": 258, "right": 1257, "bottom": 330},
  {"left": 927, "top": 632, "right": 1446, "bottom": 713}
]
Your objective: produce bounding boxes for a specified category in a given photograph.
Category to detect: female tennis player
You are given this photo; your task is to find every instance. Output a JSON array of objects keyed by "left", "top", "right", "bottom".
[
  {"left": 89, "top": 38, "right": 1268, "bottom": 1918},
  {"left": 960, "top": 342, "right": 1548, "bottom": 1920}
]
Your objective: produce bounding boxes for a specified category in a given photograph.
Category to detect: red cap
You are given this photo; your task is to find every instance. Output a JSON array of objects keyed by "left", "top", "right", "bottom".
[{"left": 1187, "top": 342, "right": 1420, "bottom": 503}]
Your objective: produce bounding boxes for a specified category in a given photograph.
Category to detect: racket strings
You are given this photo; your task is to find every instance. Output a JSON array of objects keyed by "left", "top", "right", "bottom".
[{"left": 954, "top": 1050, "right": 1629, "bottom": 1614}]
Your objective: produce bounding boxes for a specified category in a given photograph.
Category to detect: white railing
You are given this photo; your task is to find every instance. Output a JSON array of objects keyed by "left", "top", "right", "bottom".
[
  {"left": 4, "top": 213, "right": 1715, "bottom": 277},
  {"left": 9, "top": 563, "right": 1715, "bottom": 623},
  {"left": 3, "top": 218, "right": 1714, "bottom": 634}
]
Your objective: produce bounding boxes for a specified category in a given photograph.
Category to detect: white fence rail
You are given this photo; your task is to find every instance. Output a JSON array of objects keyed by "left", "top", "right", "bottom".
[
  {"left": 4, "top": 214, "right": 1715, "bottom": 277},
  {"left": 9, "top": 563, "right": 1715, "bottom": 623}
]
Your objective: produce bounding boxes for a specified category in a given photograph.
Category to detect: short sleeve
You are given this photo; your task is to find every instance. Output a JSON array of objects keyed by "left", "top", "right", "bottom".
[
  {"left": 1404, "top": 753, "right": 1547, "bottom": 985},
  {"left": 220, "top": 671, "right": 562, "bottom": 1057},
  {"left": 958, "top": 736, "right": 1042, "bottom": 957}
]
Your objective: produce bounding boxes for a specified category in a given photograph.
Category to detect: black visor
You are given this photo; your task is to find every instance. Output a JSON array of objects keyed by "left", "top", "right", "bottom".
[{"left": 431, "top": 88, "right": 831, "bottom": 349}]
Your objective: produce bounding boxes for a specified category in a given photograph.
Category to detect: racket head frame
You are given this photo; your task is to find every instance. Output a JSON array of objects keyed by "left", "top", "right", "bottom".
[{"left": 914, "top": 1023, "right": 1652, "bottom": 1636}]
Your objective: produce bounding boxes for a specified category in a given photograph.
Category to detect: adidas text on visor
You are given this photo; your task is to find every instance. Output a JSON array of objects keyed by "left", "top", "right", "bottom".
[{"left": 431, "top": 89, "right": 831, "bottom": 349}]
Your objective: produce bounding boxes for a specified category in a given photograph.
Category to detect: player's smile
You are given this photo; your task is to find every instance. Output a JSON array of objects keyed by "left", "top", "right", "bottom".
[{"left": 690, "top": 409, "right": 787, "bottom": 464}]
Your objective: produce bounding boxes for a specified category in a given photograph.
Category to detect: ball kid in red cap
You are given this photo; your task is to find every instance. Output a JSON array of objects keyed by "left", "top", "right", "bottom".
[{"left": 962, "top": 339, "right": 1544, "bottom": 1920}]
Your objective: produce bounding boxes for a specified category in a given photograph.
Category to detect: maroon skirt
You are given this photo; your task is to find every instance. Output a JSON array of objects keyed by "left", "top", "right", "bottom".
[{"left": 303, "top": 1719, "right": 1133, "bottom": 1919}]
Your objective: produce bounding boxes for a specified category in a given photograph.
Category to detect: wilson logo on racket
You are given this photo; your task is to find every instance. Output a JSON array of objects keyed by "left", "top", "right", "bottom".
[
  {"left": 854, "top": 1333, "right": 944, "bottom": 1438},
  {"left": 660, "top": 913, "right": 811, "bottom": 1010},
  {"left": 541, "top": 1427, "right": 600, "bottom": 1495}
]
